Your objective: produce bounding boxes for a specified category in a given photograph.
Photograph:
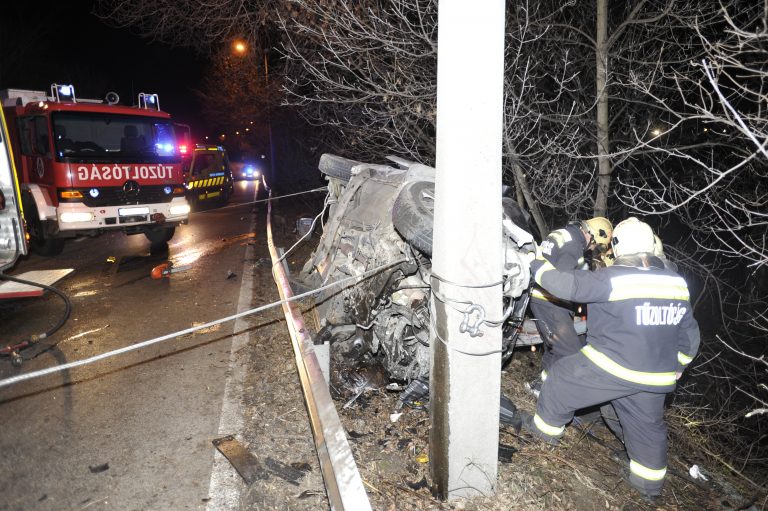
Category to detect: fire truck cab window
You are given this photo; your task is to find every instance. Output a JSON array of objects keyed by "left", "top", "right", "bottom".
[
  {"left": 34, "top": 117, "right": 51, "bottom": 157},
  {"left": 120, "top": 125, "right": 146, "bottom": 153},
  {"left": 16, "top": 117, "right": 34, "bottom": 156},
  {"left": 51, "top": 112, "right": 180, "bottom": 164}
]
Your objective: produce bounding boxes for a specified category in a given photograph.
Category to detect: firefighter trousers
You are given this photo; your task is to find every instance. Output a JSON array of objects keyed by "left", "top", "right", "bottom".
[
  {"left": 534, "top": 352, "right": 669, "bottom": 496},
  {"left": 530, "top": 299, "right": 584, "bottom": 376}
]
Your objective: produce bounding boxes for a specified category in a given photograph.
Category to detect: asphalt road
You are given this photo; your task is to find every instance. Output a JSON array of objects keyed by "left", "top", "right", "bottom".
[{"left": 0, "top": 180, "right": 263, "bottom": 511}]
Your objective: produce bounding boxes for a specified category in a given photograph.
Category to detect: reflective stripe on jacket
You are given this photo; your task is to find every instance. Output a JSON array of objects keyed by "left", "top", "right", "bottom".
[
  {"left": 531, "top": 257, "right": 700, "bottom": 387},
  {"left": 531, "top": 224, "right": 586, "bottom": 305}
]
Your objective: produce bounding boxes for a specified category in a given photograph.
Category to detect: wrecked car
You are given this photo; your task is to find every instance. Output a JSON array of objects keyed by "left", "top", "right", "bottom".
[{"left": 298, "top": 154, "right": 537, "bottom": 388}]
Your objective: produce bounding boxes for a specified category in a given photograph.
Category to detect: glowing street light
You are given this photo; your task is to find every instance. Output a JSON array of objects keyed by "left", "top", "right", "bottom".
[
  {"left": 232, "top": 39, "right": 247, "bottom": 56},
  {"left": 651, "top": 128, "right": 662, "bottom": 137}
]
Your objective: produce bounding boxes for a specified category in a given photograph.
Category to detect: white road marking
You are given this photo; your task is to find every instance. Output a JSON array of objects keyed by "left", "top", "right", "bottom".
[{"left": 206, "top": 187, "right": 258, "bottom": 509}]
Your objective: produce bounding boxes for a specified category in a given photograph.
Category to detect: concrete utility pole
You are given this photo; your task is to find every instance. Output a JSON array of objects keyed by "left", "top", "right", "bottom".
[{"left": 430, "top": 0, "right": 506, "bottom": 500}]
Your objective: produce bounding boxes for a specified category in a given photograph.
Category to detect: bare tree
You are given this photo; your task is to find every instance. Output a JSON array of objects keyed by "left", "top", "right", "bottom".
[{"left": 278, "top": 0, "right": 437, "bottom": 163}]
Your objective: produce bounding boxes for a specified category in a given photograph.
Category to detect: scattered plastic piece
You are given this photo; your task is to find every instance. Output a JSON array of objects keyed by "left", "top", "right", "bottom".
[
  {"left": 689, "top": 464, "right": 708, "bottom": 481},
  {"left": 389, "top": 412, "right": 403, "bottom": 423},
  {"left": 407, "top": 476, "right": 429, "bottom": 490},
  {"left": 88, "top": 463, "right": 109, "bottom": 473},
  {"left": 265, "top": 457, "right": 305, "bottom": 486},
  {"left": 106, "top": 256, "right": 116, "bottom": 263},
  {"left": 415, "top": 452, "right": 429, "bottom": 463},
  {"left": 498, "top": 443, "right": 518, "bottom": 462},
  {"left": 226, "top": 270, "right": 236, "bottom": 279}
]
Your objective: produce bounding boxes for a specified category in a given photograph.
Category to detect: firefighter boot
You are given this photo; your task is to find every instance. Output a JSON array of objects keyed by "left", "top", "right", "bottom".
[{"left": 518, "top": 411, "right": 562, "bottom": 446}]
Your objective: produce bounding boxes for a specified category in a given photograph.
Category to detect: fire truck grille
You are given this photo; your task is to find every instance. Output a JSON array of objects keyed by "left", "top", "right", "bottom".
[{"left": 76, "top": 186, "right": 175, "bottom": 207}]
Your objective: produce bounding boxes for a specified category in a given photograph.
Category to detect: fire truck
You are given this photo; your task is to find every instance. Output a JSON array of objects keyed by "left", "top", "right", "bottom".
[{"left": 0, "top": 84, "right": 190, "bottom": 255}]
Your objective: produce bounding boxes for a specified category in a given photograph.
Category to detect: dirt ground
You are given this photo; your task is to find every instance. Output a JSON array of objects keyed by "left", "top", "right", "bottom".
[{"left": 233, "top": 197, "right": 765, "bottom": 511}]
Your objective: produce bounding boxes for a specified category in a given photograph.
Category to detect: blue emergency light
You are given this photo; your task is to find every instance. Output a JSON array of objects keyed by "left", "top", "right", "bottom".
[
  {"left": 51, "top": 83, "right": 76, "bottom": 102},
  {"left": 138, "top": 93, "right": 161, "bottom": 110}
]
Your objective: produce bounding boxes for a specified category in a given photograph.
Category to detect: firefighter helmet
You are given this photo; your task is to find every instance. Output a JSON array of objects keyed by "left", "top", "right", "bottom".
[
  {"left": 653, "top": 234, "right": 667, "bottom": 259},
  {"left": 583, "top": 216, "right": 613, "bottom": 247},
  {"left": 612, "top": 217, "right": 655, "bottom": 257}
]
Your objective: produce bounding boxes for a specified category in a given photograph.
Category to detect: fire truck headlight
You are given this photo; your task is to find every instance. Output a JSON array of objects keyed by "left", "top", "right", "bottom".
[
  {"left": 61, "top": 212, "right": 94, "bottom": 223},
  {"left": 170, "top": 204, "right": 191, "bottom": 216},
  {"left": 89, "top": 188, "right": 100, "bottom": 198},
  {"left": 163, "top": 186, "right": 173, "bottom": 195}
]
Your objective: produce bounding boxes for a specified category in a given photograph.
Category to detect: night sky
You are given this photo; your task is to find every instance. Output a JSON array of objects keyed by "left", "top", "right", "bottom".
[{"left": 0, "top": 2, "right": 207, "bottom": 135}]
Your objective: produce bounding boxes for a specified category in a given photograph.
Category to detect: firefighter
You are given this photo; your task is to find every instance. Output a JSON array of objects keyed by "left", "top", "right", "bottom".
[
  {"left": 526, "top": 216, "right": 613, "bottom": 397},
  {"left": 521, "top": 217, "right": 700, "bottom": 501},
  {"left": 654, "top": 234, "right": 678, "bottom": 272}
]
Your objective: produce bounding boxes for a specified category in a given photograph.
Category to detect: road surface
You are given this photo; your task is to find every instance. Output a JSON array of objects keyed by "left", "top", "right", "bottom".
[{"left": 0, "top": 181, "right": 265, "bottom": 510}]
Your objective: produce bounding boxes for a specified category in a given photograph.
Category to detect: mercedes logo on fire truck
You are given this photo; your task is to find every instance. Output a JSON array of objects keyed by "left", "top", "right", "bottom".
[{"left": 123, "top": 180, "right": 141, "bottom": 197}]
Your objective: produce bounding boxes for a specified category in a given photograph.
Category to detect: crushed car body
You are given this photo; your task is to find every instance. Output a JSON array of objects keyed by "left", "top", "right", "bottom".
[{"left": 298, "top": 154, "right": 536, "bottom": 385}]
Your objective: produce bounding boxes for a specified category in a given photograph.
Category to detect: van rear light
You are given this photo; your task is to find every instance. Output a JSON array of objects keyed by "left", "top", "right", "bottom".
[{"left": 60, "top": 190, "right": 84, "bottom": 199}]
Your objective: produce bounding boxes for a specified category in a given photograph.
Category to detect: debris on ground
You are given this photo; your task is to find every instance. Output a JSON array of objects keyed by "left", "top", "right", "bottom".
[{"left": 88, "top": 463, "right": 109, "bottom": 474}]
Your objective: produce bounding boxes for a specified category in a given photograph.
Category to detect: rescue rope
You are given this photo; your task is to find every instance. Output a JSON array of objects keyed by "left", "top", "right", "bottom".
[
  {"left": 195, "top": 186, "right": 327, "bottom": 213},
  {"left": 0, "top": 258, "right": 407, "bottom": 389}
]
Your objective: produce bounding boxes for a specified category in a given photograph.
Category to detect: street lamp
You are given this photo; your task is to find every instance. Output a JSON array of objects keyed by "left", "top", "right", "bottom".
[{"left": 232, "top": 39, "right": 247, "bottom": 56}]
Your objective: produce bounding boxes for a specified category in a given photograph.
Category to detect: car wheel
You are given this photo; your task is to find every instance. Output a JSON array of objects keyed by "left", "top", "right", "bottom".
[
  {"left": 392, "top": 181, "right": 434, "bottom": 257},
  {"left": 318, "top": 153, "right": 362, "bottom": 184}
]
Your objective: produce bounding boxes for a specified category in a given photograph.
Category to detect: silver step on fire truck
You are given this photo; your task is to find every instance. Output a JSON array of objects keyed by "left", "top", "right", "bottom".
[{"left": 0, "top": 84, "right": 190, "bottom": 255}]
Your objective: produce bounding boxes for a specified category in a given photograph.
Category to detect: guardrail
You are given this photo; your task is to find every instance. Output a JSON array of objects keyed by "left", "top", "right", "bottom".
[{"left": 266, "top": 189, "right": 372, "bottom": 511}]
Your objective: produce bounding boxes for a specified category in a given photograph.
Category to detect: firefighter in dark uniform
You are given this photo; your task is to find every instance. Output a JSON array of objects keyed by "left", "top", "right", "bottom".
[
  {"left": 527, "top": 217, "right": 613, "bottom": 396},
  {"left": 522, "top": 217, "right": 700, "bottom": 501}
]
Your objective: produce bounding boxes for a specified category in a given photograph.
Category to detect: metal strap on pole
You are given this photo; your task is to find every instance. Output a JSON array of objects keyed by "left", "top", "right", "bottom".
[{"left": 266, "top": 190, "right": 372, "bottom": 511}]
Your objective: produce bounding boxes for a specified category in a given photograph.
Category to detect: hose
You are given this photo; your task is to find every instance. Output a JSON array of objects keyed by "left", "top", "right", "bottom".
[{"left": 0, "top": 273, "right": 72, "bottom": 365}]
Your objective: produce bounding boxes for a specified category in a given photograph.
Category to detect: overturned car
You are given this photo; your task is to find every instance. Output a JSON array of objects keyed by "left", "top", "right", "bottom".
[{"left": 298, "top": 154, "right": 537, "bottom": 385}]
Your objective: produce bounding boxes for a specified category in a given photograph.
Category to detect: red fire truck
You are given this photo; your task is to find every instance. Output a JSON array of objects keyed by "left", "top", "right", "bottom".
[{"left": 0, "top": 84, "right": 190, "bottom": 255}]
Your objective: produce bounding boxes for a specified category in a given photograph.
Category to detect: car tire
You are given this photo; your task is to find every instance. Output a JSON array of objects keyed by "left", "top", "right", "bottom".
[
  {"left": 145, "top": 226, "right": 176, "bottom": 245},
  {"left": 392, "top": 181, "right": 434, "bottom": 257},
  {"left": 502, "top": 197, "right": 532, "bottom": 232},
  {"left": 318, "top": 153, "right": 362, "bottom": 183}
]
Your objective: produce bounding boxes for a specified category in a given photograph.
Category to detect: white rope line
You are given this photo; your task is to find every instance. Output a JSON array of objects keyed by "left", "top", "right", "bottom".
[
  {"left": 196, "top": 187, "right": 327, "bottom": 213},
  {"left": 0, "top": 258, "right": 406, "bottom": 389}
]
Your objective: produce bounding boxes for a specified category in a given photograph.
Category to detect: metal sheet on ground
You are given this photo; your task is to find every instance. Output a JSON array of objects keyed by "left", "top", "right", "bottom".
[
  {"left": 212, "top": 435, "right": 268, "bottom": 485},
  {"left": 0, "top": 269, "right": 74, "bottom": 299}
]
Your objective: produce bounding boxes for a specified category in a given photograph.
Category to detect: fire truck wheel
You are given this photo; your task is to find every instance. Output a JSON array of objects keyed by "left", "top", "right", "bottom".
[
  {"left": 24, "top": 198, "right": 65, "bottom": 256},
  {"left": 144, "top": 226, "right": 176, "bottom": 245}
]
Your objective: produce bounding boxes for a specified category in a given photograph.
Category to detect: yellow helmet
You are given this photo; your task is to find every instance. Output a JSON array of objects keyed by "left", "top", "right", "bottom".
[
  {"left": 612, "top": 217, "right": 655, "bottom": 257},
  {"left": 583, "top": 216, "right": 613, "bottom": 247},
  {"left": 601, "top": 248, "right": 615, "bottom": 266}
]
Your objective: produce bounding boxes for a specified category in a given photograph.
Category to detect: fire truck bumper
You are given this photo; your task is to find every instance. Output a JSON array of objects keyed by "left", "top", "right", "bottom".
[{"left": 56, "top": 197, "right": 190, "bottom": 232}]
